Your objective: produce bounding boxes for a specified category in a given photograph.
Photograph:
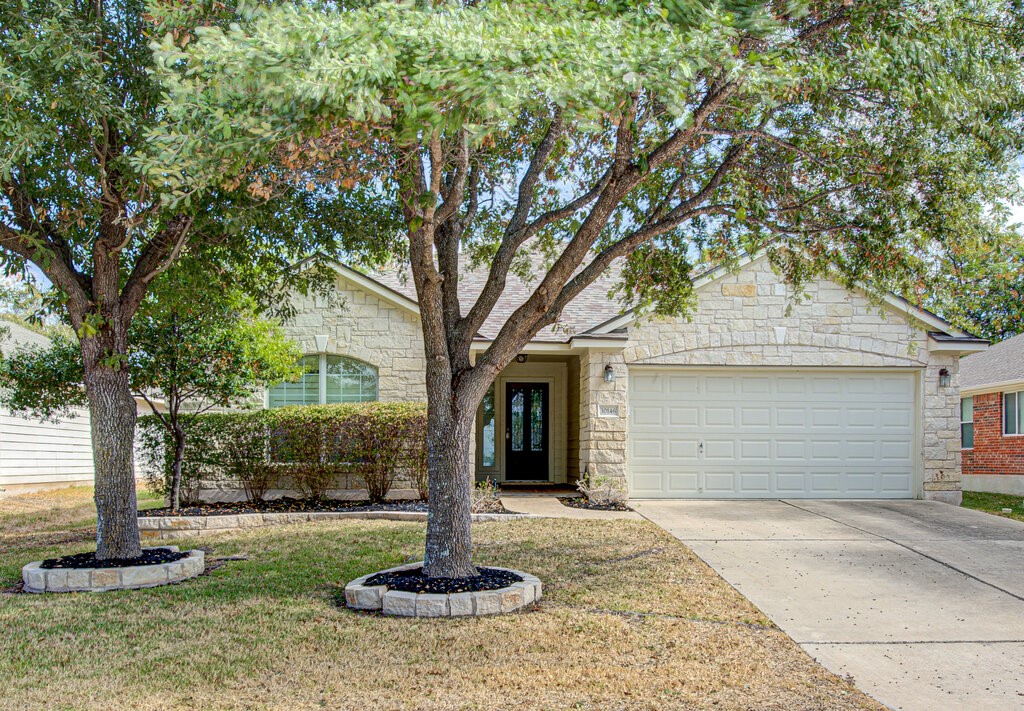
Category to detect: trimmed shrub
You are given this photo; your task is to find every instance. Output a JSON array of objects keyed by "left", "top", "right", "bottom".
[{"left": 138, "top": 403, "right": 428, "bottom": 503}]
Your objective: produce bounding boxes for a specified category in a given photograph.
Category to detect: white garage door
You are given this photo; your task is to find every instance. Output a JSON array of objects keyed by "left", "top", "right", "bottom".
[{"left": 628, "top": 369, "right": 917, "bottom": 499}]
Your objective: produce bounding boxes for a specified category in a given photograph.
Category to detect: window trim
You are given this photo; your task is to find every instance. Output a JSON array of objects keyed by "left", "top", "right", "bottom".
[
  {"left": 1005, "top": 390, "right": 1023, "bottom": 437},
  {"left": 268, "top": 354, "right": 378, "bottom": 408},
  {"left": 960, "top": 396, "right": 974, "bottom": 450}
]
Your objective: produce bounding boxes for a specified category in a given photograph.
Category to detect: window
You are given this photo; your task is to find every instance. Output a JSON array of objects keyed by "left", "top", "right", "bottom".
[
  {"left": 268, "top": 355, "right": 320, "bottom": 407},
  {"left": 960, "top": 396, "right": 974, "bottom": 449},
  {"left": 481, "top": 384, "right": 495, "bottom": 468},
  {"left": 1006, "top": 391, "right": 1023, "bottom": 435},
  {"left": 268, "top": 355, "right": 378, "bottom": 408},
  {"left": 324, "top": 355, "right": 378, "bottom": 403}
]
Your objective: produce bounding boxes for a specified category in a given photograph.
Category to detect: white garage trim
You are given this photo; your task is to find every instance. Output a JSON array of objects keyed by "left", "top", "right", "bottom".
[{"left": 627, "top": 367, "right": 922, "bottom": 499}]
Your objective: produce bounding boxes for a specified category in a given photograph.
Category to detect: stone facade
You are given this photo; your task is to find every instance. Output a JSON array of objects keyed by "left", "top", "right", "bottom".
[
  {"left": 275, "top": 257, "right": 966, "bottom": 502},
  {"left": 578, "top": 350, "right": 629, "bottom": 486},
  {"left": 283, "top": 270, "right": 427, "bottom": 402},
  {"left": 614, "top": 255, "right": 962, "bottom": 503}
]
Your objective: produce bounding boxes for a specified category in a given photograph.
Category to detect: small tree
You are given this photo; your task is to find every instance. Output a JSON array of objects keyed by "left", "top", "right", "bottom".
[
  {"left": 0, "top": 0, "right": 388, "bottom": 559},
  {"left": 0, "top": 279, "right": 303, "bottom": 512}
]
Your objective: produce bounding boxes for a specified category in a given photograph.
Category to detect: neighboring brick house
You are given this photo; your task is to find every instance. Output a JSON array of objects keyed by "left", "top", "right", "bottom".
[
  {"left": 264, "top": 253, "right": 985, "bottom": 504},
  {"left": 960, "top": 332, "right": 1024, "bottom": 495}
]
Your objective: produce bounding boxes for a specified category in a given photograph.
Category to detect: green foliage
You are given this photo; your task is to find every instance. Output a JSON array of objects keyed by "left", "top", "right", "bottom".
[
  {"left": 0, "top": 284, "right": 302, "bottom": 422},
  {"left": 0, "top": 332, "right": 86, "bottom": 422},
  {"left": 148, "top": 0, "right": 1024, "bottom": 319},
  {"left": 927, "top": 233, "right": 1024, "bottom": 342},
  {"left": 139, "top": 403, "right": 429, "bottom": 503}
]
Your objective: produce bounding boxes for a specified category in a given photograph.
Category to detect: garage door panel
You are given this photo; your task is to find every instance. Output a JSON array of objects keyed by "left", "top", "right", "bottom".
[
  {"left": 669, "top": 407, "right": 699, "bottom": 426},
  {"left": 628, "top": 369, "right": 917, "bottom": 499}
]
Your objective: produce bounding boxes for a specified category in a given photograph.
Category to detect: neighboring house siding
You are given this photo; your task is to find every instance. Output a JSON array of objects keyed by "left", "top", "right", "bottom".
[
  {"left": 0, "top": 321, "right": 96, "bottom": 492},
  {"left": 0, "top": 408, "right": 94, "bottom": 489},
  {"left": 611, "top": 255, "right": 961, "bottom": 502},
  {"left": 282, "top": 272, "right": 427, "bottom": 402},
  {"left": 962, "top": 391, "right": 1024, "bottom": 491}
]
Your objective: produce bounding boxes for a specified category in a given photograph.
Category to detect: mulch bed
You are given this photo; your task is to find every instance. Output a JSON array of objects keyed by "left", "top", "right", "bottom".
[
  {"left": 364, "top": 565, "right": 523, "bottom": 594},
  {"left": 558, "top": 497, "right": 633, "bottom": 512},
  {"left": 140, "top": 497, "right": 516, "bottom": 517},
  {"left": 40, "top": 547, "right": 187, "bottom": 570}
]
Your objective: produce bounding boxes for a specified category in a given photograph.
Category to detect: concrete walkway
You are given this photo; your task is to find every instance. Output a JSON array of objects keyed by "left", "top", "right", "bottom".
[
  {"left": 632, "top": 499, "right": 1024, "bottom": 711},
  {"left": 500, "top": 495, "right": 642, "bottom": 520}
]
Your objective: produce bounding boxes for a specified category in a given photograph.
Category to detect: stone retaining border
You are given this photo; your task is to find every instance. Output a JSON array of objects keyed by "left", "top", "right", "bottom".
[
  {"left": 139, "top": 510, "right": 536, "bottom": 540},
  {"left": 344, "top": 562, "right": 542, "bottom": 617},
  {"left": 22, "top": 547, "right": 205, "bottom": 593}
]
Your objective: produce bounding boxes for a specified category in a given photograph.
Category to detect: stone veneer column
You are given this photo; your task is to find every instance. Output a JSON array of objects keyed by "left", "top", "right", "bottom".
[
  {"left": 922, "top": 353, "right": 963, "bottom": 505},
  {"left": 578, "top": 350, "right": 629, "bottom": 486}
]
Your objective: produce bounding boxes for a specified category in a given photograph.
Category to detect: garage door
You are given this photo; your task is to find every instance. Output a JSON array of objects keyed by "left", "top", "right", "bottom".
[{"left": 628, "top": 369, "right": 917, "bottom": 498}]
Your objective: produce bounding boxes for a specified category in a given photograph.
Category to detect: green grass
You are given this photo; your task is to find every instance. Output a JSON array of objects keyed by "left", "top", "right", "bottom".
[
  {"left": 962, "top": 491, "right": 1024, "bottom": 523},
  {"left": 0, "top": 487, "right": 879, "bottom": 710}
]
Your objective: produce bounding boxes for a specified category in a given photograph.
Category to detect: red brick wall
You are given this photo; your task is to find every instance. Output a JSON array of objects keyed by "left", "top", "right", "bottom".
[{"left": 962, "top": 392, "right": 1024, "bottom": 476}]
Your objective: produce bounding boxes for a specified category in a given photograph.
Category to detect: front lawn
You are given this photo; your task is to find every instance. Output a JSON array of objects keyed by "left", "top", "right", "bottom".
[
  {"left": 962, "top": 491, "right": 1024, "bottom": 523},
  {"left": 0, "top": 488, "right": 877, "bottom": 710}
]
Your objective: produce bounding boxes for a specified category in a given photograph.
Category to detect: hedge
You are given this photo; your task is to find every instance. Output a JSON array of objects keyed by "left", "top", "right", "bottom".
[{"left": 139, "top": 402, "right": 429, "bottom": 504}]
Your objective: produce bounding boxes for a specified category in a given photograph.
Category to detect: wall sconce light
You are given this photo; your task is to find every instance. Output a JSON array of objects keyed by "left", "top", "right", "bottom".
[
  {"left": 603, "top": 364, "right": 616, "bottom": 383},
  {"left": 515, "top": 354, "right": 528, "bottom": 364},
  {"left": 938, "top": 368, "right": 951, "bottom": 388}
]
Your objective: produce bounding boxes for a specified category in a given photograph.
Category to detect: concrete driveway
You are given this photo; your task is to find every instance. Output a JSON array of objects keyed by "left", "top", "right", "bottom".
[{"left": 632, "top": 499, "right": 1024, "bottom": 711}]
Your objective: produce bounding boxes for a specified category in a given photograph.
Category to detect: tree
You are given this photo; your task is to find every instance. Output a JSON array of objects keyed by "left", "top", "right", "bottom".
[
  {"left": 0, "top": 276, "right": 303, "bottom": 512},
  {"left": 148, "top": 1, "right": 1024, "bottom": 577},
  {"left": 0, "top": 0, "right": 387, "bottom": 558},
  {"left": 928, "top": 232, "right": 1024, "bottom": 342}
]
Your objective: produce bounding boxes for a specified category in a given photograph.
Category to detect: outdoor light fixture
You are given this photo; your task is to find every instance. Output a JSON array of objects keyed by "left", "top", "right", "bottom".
[
  {"left": 938, "top": 368, "right": 951, "bottom": 388},
  {"left": 516, "top": 354, "right": 528, "bottom": 363},
  {"left": 604, "top": 364, "right": 616, "bottom": 383}
]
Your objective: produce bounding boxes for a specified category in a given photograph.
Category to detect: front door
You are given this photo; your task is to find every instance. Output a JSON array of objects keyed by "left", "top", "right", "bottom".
[{"left": 505, "top": 382, "right": 549, "bottom": 480}]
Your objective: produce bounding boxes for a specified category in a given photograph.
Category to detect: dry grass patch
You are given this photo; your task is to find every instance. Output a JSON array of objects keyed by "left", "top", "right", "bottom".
[{"left": 0, "top": 488, "right": 879, "bottom": 710}]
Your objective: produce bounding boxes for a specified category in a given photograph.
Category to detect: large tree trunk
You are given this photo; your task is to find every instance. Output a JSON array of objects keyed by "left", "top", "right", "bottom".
[
  {"left": 83, "top": 355, "right": 143, "bottom": 560},
  {"left": 423, "top": 386, "right": 478, "bottom": 579}
]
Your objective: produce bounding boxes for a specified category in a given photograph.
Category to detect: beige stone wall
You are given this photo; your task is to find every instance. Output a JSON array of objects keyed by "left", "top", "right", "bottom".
[
  {"left": 283, "top": 271, "right": 427, "bottom": 402},
  {"left": 578, "top": 350, "right": 629, "bottom": 486},
  {"left": 612, "top": 254, "right": 962, "bottom": 502}
]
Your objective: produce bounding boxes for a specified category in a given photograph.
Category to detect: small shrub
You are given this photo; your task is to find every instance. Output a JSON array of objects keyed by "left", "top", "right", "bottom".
[
  {"left": 577, "top": 472, "right": 627, "bottom": 507},
  {"left": 471, "top": 478, "right": 502, "bottom": 513},
  {"left": 223, "top": 415, "right": 277, "bottom": 502}
]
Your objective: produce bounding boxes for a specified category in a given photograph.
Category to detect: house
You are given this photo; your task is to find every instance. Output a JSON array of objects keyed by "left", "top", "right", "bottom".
[
  {"left": 959, "top": 332, "right": 1024, "bottom": 495},
  {"left": 267, "top": 252, "right": 985, "bottom": 504},
  {"left": 0, "top": 320, "right": 94, "bottom": 494}
]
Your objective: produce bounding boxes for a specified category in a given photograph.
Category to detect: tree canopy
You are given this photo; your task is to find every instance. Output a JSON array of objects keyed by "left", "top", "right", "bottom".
[{"left": 144, "top": 0, "right": 1024, "bottom": 577}]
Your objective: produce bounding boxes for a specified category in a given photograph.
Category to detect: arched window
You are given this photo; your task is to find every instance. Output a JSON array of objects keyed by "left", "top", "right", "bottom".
[
  {"left": 268, "top": 355, "right": 378, "bottom": 408},
  {"left": 324, "top": 355, "right": 378, "bottom": 403}
]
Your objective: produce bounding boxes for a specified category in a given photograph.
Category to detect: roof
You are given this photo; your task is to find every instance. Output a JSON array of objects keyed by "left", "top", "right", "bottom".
[
  {"left": 329, "top": 253, "right": 971, "bottom": 347},
  {"left": 368, "top": 262, "right": 625, "bottom": 343},
  {"left": 960, "top": 332, "right": 1024, "bottom": 391},
  {"left": 0, "top": 319, "right": 52, "bottom": 356}
]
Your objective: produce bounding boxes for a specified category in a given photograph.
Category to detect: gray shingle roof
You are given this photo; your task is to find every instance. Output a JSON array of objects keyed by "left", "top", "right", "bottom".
[
  {"left": 960, "top": 332, "right": 1024, "bottom": 390},
  {"left": 371, "top": 262, "right": 625, "bottom": 342}
]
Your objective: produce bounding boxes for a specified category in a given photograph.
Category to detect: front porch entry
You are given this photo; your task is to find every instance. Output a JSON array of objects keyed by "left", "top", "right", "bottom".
[{"left": 474, "top": 355, "right": 579, "bottom": 484}]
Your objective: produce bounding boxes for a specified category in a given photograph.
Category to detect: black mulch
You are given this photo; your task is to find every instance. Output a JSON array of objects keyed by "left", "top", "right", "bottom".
[
  {"left": 141, "top": 497, "right": 517, "bottom": 517},
  {"left": 558, "top": 496, "right": 633, "bottom": 512},
  {"left": 364, "top": 566, "right": 523, "bottom": 594},
  {"left": 40, "top": 547, "right": 187, "bottom": 570}
]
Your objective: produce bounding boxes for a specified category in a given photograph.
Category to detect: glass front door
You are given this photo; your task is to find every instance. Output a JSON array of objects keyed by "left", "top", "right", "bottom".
[{"left": 504, "top": 382, "right": 549, "bottom": 480}]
